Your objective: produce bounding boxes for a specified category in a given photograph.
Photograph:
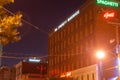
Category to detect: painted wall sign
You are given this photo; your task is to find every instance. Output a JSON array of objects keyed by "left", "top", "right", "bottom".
[{"left": 97, "top": 0, "right": 119, "bottom": 7}]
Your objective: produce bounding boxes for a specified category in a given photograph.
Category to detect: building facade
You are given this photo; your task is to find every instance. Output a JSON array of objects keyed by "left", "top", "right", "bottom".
[
  {"left": 48, "top": 0, "right": 120, "bottom": 80},
  {"left": 15, "top": 61, "right": 47, "bottom": 80},
  {"left": 0, "top": 66, "right": 16, "bottom": 80}
]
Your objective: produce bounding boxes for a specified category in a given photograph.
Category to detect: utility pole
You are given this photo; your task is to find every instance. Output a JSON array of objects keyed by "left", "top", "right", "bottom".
[
  {"left": 116, "top": 25, "right": 120, "bottom": 80},
  {"left": 107, "top": 21, "right": 120, "bottom": 80},
  {"left": 115, "top": 24, "right": 120, "bottom": 80}
]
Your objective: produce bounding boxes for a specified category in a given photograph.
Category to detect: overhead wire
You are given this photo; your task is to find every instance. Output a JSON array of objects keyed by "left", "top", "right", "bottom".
[
  {"left": 0, "top": 55, "right": 48, "bottom": 59},
  {"left": 0, "top": 7, "right": 49, "bottom": 59},
  {"left": 2, "top": 7, "right": 49, "bottom": 35},
  {"left": 2, "top": 51, "right": 48, "bottom": 57}
]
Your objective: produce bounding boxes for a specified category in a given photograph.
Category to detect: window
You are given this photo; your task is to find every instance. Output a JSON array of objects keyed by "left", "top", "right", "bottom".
[
  {"left": 58, "top": 33, "right": 60, "bottom": 41},
  {"left": 90, "top": 24, "right": 93, "bottom": 34},
  {"left": 55, "top": 46, "right": 56, "bottom": 54},
  {"left": 61, "top": 30, "right": 63, "bottom": 40},
  {"left": 74, "top": 62, "right": 77, "bottom": 69},
  {"left": 87, "top": 74, "right": 89, "bottom": 80},
  {"left": 85, "top": 27, "right": 88, "bottom": 37},
  {"left": 86, "top": 58, "right": 90, "bottom": 66},
  {"left": 72, "top": 63, "right": 74, "bottom": 70},
  {"left": 75, "top": 20, "right": 78, "bottom": 29},
  {"left": 68, "top": 37, "right": 71, "bottom": 46},
  {"left": 63, "top": 65, "right": 66, "bottom": 72},
  {"left": 79, "top": 18, "right": 82, "bottom": 26},
  {"left": 70, "top": 23, "right": 74, "bottom": 32},
  {"left": 80, "top": 31, "right": 83, "bottom": 39},
  {"left": 75, "top": 33, "right": 78, "bottom": 42},
  {"left": 71, "top": 48, "right": 74, "bottom": 57},
  {"left": 63, "top": 52, "right": 65, "bottom": 61},
  {"left": 76, "top": 45, "right": 79, "bottom": 54},
  {"left": 69, "top": 24, "right": 74, "bottom": 33},
  {"left": 68, "top": 50, "right": 71, "bottom": 58},
  {"left": 81, "top": 75, "right": 83, "bottom": 80},
  {"left": 84, "top": 13, "right": 88, "bottom": 23},
  {"left": 29, "top": 76, "right": 40, "bottom": 78},
  {"left": 80, "top": 45, "right": 83, "bottom": 54},
  {"left": 85, "top": 41, "right": 89, "bottom": 50},
  {"left": 92, "top": 73, "right": 95, "bottom": 80},
  {"left": 80, "top": 58, "right": 83, "bottom": 67},
  {"left": 66, "top": 51, "right": 68, "bottom": 59},
  {"left": 68, "top": 26, "right": 70, "bottom": 34},
  {"left": 71, "top": 35, "right": 74, "bottom": 44},
  {"left": 89, "top": 9, "right": 93, "bottom": 20}
]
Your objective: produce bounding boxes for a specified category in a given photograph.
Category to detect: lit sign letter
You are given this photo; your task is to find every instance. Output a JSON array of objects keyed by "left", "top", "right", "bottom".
[
  {"left": 67, "top": 10, "right": 80, "bottom": 22},
  {"left": 58, "top": 20, "right": 67, "bottom": 29},
  {"left": 54, "top": 10, "right": 80, "bottom": 32},
  {"left": 97, "top": 0, "right": 119, "bottom": 7},
  {"left": 104, "top": 12, "right": 114, "bottom": 19},
  {"left": 29, "top": 58, "right": 40, "bottom": 62}
]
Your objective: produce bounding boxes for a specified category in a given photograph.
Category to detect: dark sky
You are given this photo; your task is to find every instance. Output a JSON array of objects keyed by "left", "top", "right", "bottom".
[{"left": 2, "top": 0, "right": 86, "bottom": 66}]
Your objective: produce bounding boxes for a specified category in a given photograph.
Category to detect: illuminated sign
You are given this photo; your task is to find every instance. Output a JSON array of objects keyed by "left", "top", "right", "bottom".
[
  {"left": 103, "top": 11, "right": 116, "bottom": 19},
  {"left": 103, "top": 12, "right": 115, "bottom": 19},
  {"left": 54, "top": 10, "right": 80, "bottom": 32},
  {"left": 97, "top": 0, "right": 119, "bottom": 7},
  {"left": 29, "top": 58, "right": 40, "bottom": 62}
]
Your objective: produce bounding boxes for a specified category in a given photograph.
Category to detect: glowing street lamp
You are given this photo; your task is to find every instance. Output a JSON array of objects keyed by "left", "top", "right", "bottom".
[
  {"left": 96, "top": 50, "right": 105, "bottom": 80},
  {"left": 96, "top": 50, "right": 105, "bottom": 59}
]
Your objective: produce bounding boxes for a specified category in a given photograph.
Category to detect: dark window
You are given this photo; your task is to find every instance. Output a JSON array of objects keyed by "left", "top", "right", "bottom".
[
  {"left": 92, "top": 73, "right": 94, "bottom": 80},
  {"left": 81, "top": 75, "right": 83, "bottom": 80},
  {"left": 29, "top": 76, "right": 40, "bottom": 78},
  {"left": 87, "top": 74, "right": 89, "bottom": 80}
]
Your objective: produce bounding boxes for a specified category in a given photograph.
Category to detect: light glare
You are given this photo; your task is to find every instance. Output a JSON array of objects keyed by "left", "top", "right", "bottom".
[{"left": 96, "top": 50, "right": 105, "bottom": 59}]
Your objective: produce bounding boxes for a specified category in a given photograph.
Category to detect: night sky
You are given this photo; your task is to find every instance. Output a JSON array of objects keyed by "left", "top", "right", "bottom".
[{"left": 2, "top": 0, "right": 86, "bottom": 66}]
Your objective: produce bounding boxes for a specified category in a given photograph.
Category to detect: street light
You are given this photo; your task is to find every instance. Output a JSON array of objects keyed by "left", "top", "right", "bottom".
[
  {"left": 96, "top": 50, "right": 105, "bottom": 80},
  {"left": 96, "top": 50, "right": 105, "bottom": 59},
  {"left": 101, "top": 9, "right": 120, "bottom": 79},
  {"left": 107, "top": 21, "right": 120, "bottom": 80}
]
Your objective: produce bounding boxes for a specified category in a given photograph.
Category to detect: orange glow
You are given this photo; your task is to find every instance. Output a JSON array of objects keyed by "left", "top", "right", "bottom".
[
  {"left": 60, "top": 74, "right": 65, "bottom": 78},
  {"left": 96, "top": 50, "right": 105, "bottom": 59},
  {"left": 60, "top": 72, "right": 72, "bottom": 78},
  {"left": 66, "top": 72, "right": 72, "bottom": 77}
]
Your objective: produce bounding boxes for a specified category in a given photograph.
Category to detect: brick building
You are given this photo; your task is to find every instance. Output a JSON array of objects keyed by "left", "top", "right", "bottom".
[
  {"left": 0, "top": 66, "right": 16, "bottom": 80},
  {"left": 48, "top": 0, "right": 120, "bottom": 80},
  {"left": 15, "top": 61, "right": 47, "bottom": 80}
]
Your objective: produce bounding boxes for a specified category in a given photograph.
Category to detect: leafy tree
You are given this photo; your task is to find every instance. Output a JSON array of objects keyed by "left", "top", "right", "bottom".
[{"left": 0, "top": 0, "right": 22, "bottom": 46}]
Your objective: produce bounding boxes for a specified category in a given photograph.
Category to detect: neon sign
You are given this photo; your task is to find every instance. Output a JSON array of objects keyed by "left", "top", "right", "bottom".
[
  {"left": 103, "top": 12, "right": 115, "bottom": 19},
  {"left": 54, "top": 10, "right": 80, "bottom": 32},
  {"left": 97, "top": 0, "right": 119, "bottom": 7}
]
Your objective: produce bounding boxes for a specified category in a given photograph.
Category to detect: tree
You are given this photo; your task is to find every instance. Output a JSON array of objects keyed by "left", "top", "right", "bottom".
[
  {"left": 0, "top": 0, "right": 22, "bottom": 46},
  {"left": 0, "top": 0, "right": 22, "bottom": 66}
]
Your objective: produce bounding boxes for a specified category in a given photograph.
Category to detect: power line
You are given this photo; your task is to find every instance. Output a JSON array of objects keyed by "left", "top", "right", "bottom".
[
  {"left": 2, "top": 7, "right": 48, "bottom": 35},
  {"left": 0, "top": 55, "right": 48, "bottom": 59},
  {"left": 0, "top": 55, "right": 24, "bottom": 59},
  {"left": 2, "top": 51, "right": 46, "bottom": 56}
]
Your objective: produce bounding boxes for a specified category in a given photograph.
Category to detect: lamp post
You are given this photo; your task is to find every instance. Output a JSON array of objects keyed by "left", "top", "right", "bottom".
[
  {"left": 115, "top": 24, "right": 120, "bottom": 80},
  {"left": 107, "top": 21, "right": 120, "bottom": 80},
  {"left": 96, "top": 50, "right": 105, "bottom": 80}
]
